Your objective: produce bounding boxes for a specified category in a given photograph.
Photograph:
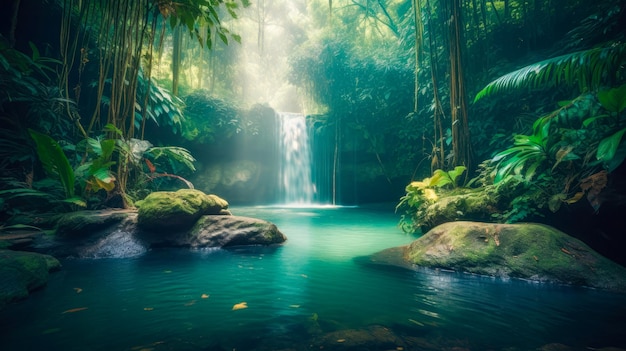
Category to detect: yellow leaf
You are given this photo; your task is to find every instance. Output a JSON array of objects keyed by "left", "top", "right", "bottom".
[
  {"left": 565, "top": 192, "right": 584, "bottom": 204},
  {"left": 424, "top": 188, "right": 438, "bottom": 201},
  {"left": 143, "top": 307, "right": 154, "bottom": 311},
  {"left": 201, "top": 294, "right": 209, "bottom": 299},
  {"left": 62, "top": 307, "right": 88, "bottom": 314},
  {"left": 94, "top": 176, "right": 116, "bottom": 191},
  {"left": 232, "top": 302, "right": 248, "bottom": 310},
  {"left": 73, "top": 287, "right": 82, "bottom": 293},
  {"left": 407, "top": 180, "right": 428, "bottom": 190}
]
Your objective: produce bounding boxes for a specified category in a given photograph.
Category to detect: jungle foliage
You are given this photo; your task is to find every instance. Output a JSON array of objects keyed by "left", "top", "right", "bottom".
[
  {"left": 0, "top": 0, "right": 248, "bottom": 224},
  {"left": 1, "top": 0, "right": 625, "bottom": 239}
]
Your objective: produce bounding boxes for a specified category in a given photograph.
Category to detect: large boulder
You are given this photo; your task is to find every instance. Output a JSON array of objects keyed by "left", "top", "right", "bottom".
[
  {"left": 0, "top": 250, "right": 61, "bottom": 309},
  {"left": 141, "top": 215, "right": 287, "bottom": 248},
  {"left": 370, "top": 221, "right": 626, "bottom": 291},
  {"left": 188, "top": 215, "right": 287, "bottom": 247},
  {"left": 32, "top": 208, "right": 286, "bottom": 258},
  {"left": 136, "top": 189, "right": 229, "bottom": 231}
]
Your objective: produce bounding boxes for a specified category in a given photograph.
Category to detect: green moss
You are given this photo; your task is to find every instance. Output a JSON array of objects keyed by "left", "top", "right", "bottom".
[
  {"left": 136, "top": 189, "right": 228, "bottom": 231},
  {"left": 0, "top": 250, "right": 61, "bottom": 309},
  {"left": 55, "top": 210, "right": 131, "bottom": 237},
  {"left": 405, "top": 222, "right": 626, "bottom": 291}
]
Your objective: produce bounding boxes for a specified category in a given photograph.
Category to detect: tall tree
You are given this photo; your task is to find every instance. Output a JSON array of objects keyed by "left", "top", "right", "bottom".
[
  {"left": 411, "top": 0, "right": 423, "bottom": 113},
  {"left": 58, "top": 0, "right": 249, "bottom": 206},
  {"left": 443, "top": 0, "right": 472, "bottom": 170}
]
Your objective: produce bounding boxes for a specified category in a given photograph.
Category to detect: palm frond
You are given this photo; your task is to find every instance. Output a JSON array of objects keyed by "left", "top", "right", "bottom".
[{"left": 474, "top": 44, "right": 626, "bottom": 103}]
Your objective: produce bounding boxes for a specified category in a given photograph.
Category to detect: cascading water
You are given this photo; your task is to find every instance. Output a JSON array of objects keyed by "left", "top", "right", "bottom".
[{"left": 278, "top": 112, "right": 315, "bottom": 205}]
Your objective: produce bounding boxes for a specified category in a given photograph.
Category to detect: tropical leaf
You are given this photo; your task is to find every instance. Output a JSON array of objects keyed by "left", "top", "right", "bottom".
[
  {"left": 447, "top": 166, "right": 467, "bottom": 185},
  {"left": 597, "top": 127, "right": 626, "bottom": 172},
  {"left": 474, "top": 44, "right": 626, "bottom": 102},
  {"left": 492, "top": 114, "right": 555, "bottom": 182},
  {"left": 61, "top": 197, "right": 87, "bottom": 207},
  {"left": 146, "top": 146, "right": 196, "bottom": 172},
  {"left": 0, "top": 187, "right": 56, "bottom": 200},
  {"left": 28, "top": 129, "right": 75, "bottom": 198},
  {"left": 596, "top": 83, "right": 626, "bottom": 113}
]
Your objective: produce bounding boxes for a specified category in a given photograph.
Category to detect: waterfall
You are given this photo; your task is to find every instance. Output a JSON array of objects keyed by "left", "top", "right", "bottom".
[{"left": 278, "top": 112, "right": 314, "bottom": 205}]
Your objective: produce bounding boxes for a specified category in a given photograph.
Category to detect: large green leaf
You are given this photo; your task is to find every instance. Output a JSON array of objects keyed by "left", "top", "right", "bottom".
[
  {"left": 146, "top": 146, "right": 196, "bottom": 172},
  {"left": 597, "top": 127, "right": 626, "bottom": 171},
  {"left": 597, "top": 84, "right": 626, "bottom": 113},
  {"left": 474, "top": 44, "right": 626, "bottom": 102},
  {"left": 28, "top": 129, "right": 75, "bottom": 198}
]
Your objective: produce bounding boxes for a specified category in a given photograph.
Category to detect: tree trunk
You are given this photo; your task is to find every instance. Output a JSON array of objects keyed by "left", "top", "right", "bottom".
[
  {"left": 412, "top": 0, "right": 423, "bottom": 113},
  {"left": 447, "top": 0, "right": 472, "bottom": 171},
  {"left": 172, "top": 25, "right": 182, "bottom": 96}
]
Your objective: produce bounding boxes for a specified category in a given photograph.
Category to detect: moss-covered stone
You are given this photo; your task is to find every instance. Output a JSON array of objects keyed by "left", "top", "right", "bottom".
[
  {"left": 0, "top": 250, "right": 61, "bottom": 309},
  {"left": 417, "top": 187, "right": 500, "bottom": 232},
  {"left": 136, "top": 189, "right": 229, "bottom": 231},
  {"left": 187, "top": 215, "right": 287, "bottom": 247},
  {"left": 55, "top": 209, "right": 133, "bottom": 238},
  {"left": 403, "top": 221, "right": 626, "bottom": 291}
]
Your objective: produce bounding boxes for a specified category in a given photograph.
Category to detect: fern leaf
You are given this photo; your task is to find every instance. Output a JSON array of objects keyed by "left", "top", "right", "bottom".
[{"left": 474, "top": 44, "right": 626, "bottom": 102}]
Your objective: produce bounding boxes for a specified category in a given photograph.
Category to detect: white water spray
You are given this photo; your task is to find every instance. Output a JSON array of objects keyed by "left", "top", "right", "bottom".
[{"left": 278, "top": 112, "right": 314, "bottom": 205}]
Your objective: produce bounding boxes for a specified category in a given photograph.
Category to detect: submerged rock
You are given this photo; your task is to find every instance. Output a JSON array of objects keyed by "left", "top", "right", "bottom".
[
  {"left": 311, "top": 325, "right": 406, "bottom": 351},
  {"left": 0, "top": 250, "right": 61, "bottom": 309},
  {"left": 136, "top": 189, "right": 229, "bottom": 231},
  {"left": 371, "top": 221, "right": 626, "bottom": 291}
]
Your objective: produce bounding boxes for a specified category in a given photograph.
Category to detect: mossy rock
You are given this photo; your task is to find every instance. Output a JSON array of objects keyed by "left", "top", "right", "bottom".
[
  {"left": 404, "top": 221, "right": 626, "bottom": 291},
  {"left": 418, "top": 188, "right": 500, "bottom": 232},
  {"left": 187, "top": 215, "right": 287, "bottom": 247},
  {"left": 136, "top": 189, "right": 229, "bottom": 231},
  {"left": 0, "top": 250, "right": 61, "bottom": 309},
  {"left": 55, "top": 209, "right": 133, "bottom": 238}
]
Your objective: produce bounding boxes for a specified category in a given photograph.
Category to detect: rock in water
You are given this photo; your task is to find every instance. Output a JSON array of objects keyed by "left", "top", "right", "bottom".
[
  {"left": 136, "top": 189, "right": 229, "bottom": 231},
  {"left": 0, "top": 250, "right": 61, "bottom": 309},
  {"left": 187, "top": 215, "right": 287, "bottom": 248},
  {"left": 403, "top": 221, "right": 626, "bottom": 291}
]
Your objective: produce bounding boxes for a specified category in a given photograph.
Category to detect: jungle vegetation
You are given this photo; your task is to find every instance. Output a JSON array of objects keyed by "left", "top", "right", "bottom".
[{"left": 0, "top": 0, "right": 625, "bottom": 260}]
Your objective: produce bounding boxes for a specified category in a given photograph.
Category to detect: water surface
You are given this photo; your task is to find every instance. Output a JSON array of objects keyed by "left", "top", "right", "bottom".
[{"left": 1, "top": 205, "right": 625, "bottom": 350}]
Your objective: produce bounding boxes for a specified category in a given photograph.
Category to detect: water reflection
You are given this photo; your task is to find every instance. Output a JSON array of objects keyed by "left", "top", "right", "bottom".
[{"left": 1, "top": 206, "right": 625, "bottom": 351}]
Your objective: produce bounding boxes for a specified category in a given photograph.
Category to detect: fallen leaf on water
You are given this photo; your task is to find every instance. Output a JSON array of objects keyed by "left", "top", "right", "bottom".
[
  {"left": 408, "top": 318, "right": 424, "bottom": 326},
  {"left": 163, "top": 270, "right": 172, "bottom": 273},
  {"left": 143, "top": 307, "right": 154, "bottom": 311},
  {"left": 337, "top": 339, "right": 345, "bottom": 343},
  {"left": 289, "top": 304, "right": 301, "bottom": 308},
  {"left": 184, "top": 300, "right": 197, "bottom": 306},
  {"left": 73, "top": 287, "right": 82, "bottom": 293},
  {"left": 397, "top": 347, "right": 404, "bottom": 351},
  {"left": 62, "top": 307, "right": 88, "bottom": 314},
  {"left": 131, "top": 341, "right": 165, "bottom": 350},
  {"left": 232, "top": 302, "right": 248, "bottom": 310},
  {"left": 201, "top": 294, "right": 209, "bottom": 299}
]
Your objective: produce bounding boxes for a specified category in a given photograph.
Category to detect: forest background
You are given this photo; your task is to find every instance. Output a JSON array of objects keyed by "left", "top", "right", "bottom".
[{"left": 0, "top": 0, "right": 625, "bottom": 263}]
